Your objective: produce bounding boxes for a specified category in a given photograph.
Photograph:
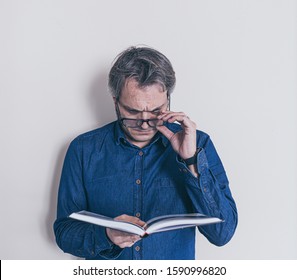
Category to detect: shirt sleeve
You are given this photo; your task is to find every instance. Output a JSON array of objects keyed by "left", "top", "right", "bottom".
[
  {"left": 53, "top": 137, "right": 123, "bottom": 259},
  {"left": 176, "top": 134, "right": 238, "bottom": 246}
]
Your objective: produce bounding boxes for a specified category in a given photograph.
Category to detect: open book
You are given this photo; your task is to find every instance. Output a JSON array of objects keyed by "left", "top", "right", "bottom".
[{"left": 69, "top": 211, "right": 223, "bottom": 237}]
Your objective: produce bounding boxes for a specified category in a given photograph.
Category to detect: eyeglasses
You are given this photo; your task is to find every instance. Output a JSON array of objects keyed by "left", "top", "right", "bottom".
[
  {"left": 115, "top": 101, "right": 168, "bottom": 128},
  {"left": 120, "top": 118, "right": 165, "bottom": 128}
]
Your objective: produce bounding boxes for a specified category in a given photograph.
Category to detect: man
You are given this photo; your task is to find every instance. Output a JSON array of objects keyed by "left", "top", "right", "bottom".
[{"left": 53, "top": 46, "right": 238, "bottom": 260}]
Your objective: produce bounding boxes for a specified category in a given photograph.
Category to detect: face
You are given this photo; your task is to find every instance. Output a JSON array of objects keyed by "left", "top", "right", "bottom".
[{"left": 115, "top": 79, "right": 168, "bottom": 148}]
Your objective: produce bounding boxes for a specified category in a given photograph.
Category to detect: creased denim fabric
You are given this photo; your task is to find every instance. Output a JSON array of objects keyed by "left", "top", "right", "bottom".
[{"left": 53, "top": 121, "right": 237, "bottom": 259}]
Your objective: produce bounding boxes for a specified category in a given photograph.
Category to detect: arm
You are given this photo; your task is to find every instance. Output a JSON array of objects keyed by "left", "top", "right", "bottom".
[
  {"left": 177, "top": 135, "right": 238, "bottom": 246},
  {"left": 53, "top": 138, "right": 123, "bottom": 259},
  {"left": 157, "top": 111, "right": 238, "bottom": 246}
]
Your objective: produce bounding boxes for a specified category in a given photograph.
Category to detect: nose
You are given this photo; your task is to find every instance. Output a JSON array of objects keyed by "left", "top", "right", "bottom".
[
  {"left": 141, "top": 111, "right": 150, "bottom": 119},
  {"left": 140, "top": 120, "right": 150, "bottom": 129},
  {"left": 139, "top": 111, "right": 151, "bottom": 129}
]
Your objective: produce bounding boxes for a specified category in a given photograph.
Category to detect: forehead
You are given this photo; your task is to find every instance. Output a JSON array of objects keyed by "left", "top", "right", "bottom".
[{"left": 120, "top": 79, "right": 168, "bottom": 110}]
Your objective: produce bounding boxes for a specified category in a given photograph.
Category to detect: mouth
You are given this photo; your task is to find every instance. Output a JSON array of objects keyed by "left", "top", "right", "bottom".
[
  {"left": 133, "top": 131, "right": 154, "bottom": 135},
  {"left": 132, "top": 128, "right": 155, "bottom": 133}
]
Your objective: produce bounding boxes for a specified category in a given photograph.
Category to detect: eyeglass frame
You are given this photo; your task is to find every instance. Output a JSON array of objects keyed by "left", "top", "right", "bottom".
[{"left": 115, "top": 95, "right": 171, "bottom": 128}]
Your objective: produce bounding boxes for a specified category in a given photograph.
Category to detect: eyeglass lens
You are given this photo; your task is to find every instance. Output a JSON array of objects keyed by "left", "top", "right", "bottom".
[{"left": 122, "top": 118, "right": 165, "bottom": 128}]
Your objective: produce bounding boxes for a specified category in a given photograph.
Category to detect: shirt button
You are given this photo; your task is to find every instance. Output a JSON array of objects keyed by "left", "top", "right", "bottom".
[
  {"left": 135, "top": 246, "right": 140, "bottom": 251},
  {"left": 135, "top": 212, "right": 141, "bottom": 218},
  {"left": 136, "top": 179, "right": 141, "bottom": 185},
  {"left": 139, "top": 151, "right": 143, "bottom": 156}
]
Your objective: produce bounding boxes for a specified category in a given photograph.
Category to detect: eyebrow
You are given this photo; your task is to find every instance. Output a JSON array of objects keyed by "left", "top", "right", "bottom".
[{"left": 120, "top": 101, "right": 167, "bottom": 113}]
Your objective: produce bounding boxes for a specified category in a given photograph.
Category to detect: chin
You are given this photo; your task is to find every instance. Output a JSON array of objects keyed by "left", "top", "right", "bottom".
[
  {"left": 129, "top": 130, "right": 157, "bottom": 141},
  {"left": 132, "top": 134, "right": 153, "bottom": 141}
]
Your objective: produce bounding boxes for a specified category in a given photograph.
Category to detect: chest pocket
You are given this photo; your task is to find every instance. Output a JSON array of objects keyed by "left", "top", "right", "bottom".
[
  {"left": 145, "top": 177, "right": 192, "bottom": 217},
  {"left": 86, "top": 174, "right": 133, "bottom": 217}
]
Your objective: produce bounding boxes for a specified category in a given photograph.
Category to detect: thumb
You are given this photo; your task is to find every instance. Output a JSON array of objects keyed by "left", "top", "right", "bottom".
[{"left": 157, "top": 125, "right": 174, "bottom": 140}]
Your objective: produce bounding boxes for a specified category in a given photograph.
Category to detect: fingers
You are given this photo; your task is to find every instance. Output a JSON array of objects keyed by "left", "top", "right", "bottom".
[
  {"left": 106, "top": 228, "right": 141, "bottom": 248},
  {"left": 158, "top": 111, "right": 196, "bottom": 128},
  {"left": 157, "top": 111, "right": 197, "bottom": 160},
  {"left": 157, "top": 110, "right": 196, "bottom": 138},
  {"left": 106, "top": 214, "right": 145, "bottom": 248},
  {"left": 115, "top": 214, "right": 146, "bottom": 227},
  {"left": 115, "top": 232, "right": 141, "bottom": 248},
  {"left": 156, "top": 125, "right": 175, "bottom": 140}
]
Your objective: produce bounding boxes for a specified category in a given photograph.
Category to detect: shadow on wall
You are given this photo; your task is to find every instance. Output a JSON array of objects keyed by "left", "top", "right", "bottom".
[
  {"left": 46, "top": 140, "right": 70, "bottom": 256},
  {"left": 45, "top": 70, "right": 115, "bottom": 257},
  {"left": 89, "top": 70, "right": 116, "bottom": 127}
]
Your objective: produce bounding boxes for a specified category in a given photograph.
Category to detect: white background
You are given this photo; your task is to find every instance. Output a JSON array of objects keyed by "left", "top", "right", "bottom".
[{"left": 0, "top": 0, "right": 296, "bottom": 259}]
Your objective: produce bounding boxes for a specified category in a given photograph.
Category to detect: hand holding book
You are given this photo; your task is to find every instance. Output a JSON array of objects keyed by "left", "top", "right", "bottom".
[
  {"left": 106, "top": 214, "right": 145, "bottom": 248},
  {"left": 69, "top": 210, "right": 223, "bottom": 248}
]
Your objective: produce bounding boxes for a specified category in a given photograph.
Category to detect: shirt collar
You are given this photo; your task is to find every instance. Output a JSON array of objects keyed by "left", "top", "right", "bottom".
[{"left": 114, "top": 120, "right": 170, "bottom": 148}]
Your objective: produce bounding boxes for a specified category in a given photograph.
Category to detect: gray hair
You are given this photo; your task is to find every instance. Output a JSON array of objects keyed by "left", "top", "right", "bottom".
[{"left": 108, "top": 46, "right": 176, "bottom": 100}]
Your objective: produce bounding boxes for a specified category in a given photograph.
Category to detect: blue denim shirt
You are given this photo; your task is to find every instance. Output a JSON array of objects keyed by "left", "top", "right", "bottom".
[{"left": 53, "top": 121, "right": 237, "bottom": 260}]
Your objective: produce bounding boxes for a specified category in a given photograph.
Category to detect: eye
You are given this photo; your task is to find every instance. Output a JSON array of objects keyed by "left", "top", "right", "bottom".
[
  {"left": 128, "top": 109, "right": 139, "bottom": 115},
  {"left": 152, "top": 110, "right": 161, "bottom": 115}
]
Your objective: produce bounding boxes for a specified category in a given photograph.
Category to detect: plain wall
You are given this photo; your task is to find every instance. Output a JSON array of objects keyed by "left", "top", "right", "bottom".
[{"left": 0, "top": 0, "right": 296, "bottom": 259}]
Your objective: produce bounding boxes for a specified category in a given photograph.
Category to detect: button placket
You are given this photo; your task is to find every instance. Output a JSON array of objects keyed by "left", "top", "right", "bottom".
[{"left": 133, "top": 149, "right": 144, "bottom": 259}]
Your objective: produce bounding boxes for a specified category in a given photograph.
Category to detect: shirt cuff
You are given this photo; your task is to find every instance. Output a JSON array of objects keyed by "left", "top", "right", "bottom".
[
  {"left": 176, "top": 148, "right": 216, "bottom": 202},
  {"left": 94, "top": 225, "right": 124, "bottom": 259},
  {"left": 176, "top": 149, "right": 221, "bottom": 217},
  {"left": 176, "top": 148, "right": 208, "bottom": 177}
]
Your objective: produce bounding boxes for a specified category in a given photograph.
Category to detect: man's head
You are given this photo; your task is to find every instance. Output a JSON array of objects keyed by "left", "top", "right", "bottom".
[
  {"left": 108, "top": 46, "right": 176, "bottom": 100},
  {"left": 108, "top": 46, "right": 176, "bottom": 148}
]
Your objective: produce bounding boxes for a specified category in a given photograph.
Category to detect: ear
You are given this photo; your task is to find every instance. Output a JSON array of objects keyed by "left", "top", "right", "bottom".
[
  {"left": 113, "top": 97, "right": 120, "bottom": 119},
  {"left": 113, "top": 97, "right": 117, "bottom": 109},
  {"left": 167, "top": 94, "right": 171, "bottom": 110}
]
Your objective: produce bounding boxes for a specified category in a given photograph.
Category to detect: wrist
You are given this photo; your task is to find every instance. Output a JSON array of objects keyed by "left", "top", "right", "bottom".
[{"left": 182, "top": 148, "right": 201, "bottom": 166}]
